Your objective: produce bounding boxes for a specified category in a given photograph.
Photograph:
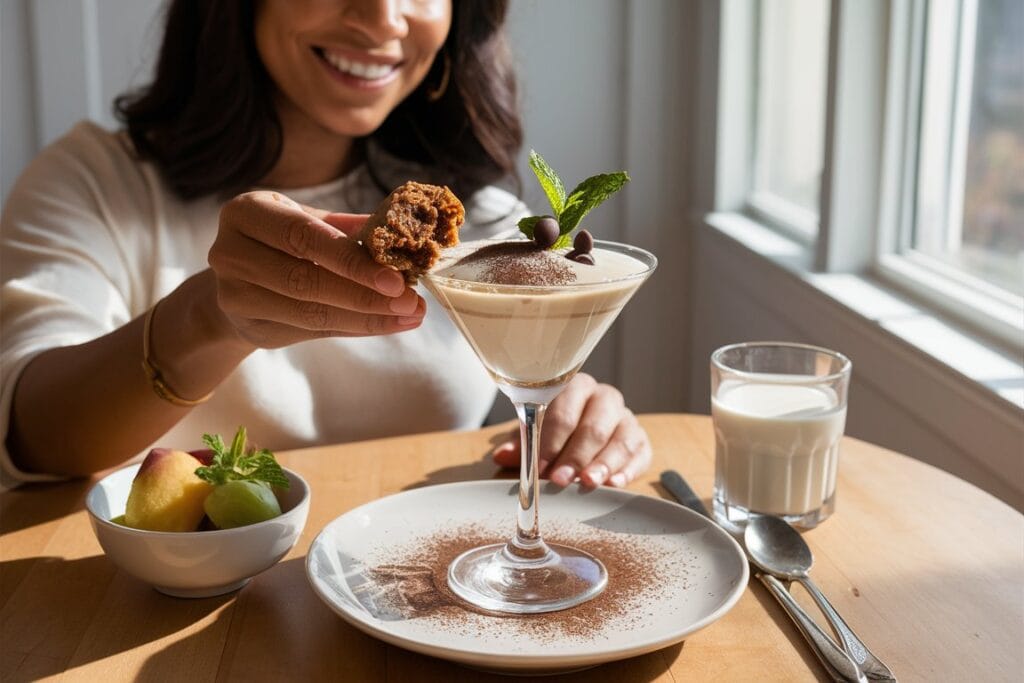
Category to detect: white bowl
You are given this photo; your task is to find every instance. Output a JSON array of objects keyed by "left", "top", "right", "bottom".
[{"left": 86, "top": 463, "right": 310, "bottom": 598}]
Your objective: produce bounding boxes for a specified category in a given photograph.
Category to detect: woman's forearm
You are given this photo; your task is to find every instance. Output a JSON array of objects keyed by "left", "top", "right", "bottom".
[{"left": 6, "top": 269, "right": 254, "bottom": 477}]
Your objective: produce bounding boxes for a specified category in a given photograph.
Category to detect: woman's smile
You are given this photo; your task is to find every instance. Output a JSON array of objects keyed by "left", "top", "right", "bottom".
[
  {"left": 256, "top": 0, "right": 451, "bottom": 139},
  {"left": 314, "top": 47, "right": 402, "bottom": 90}
]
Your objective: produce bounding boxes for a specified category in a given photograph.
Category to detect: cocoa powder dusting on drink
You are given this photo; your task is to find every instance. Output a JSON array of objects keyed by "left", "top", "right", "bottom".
[
  {"left": 452, "top": 242, "right": 577, "bottom": 286},
  {"left": 362, "top": 523, "right": 683, "bottom": 640}
]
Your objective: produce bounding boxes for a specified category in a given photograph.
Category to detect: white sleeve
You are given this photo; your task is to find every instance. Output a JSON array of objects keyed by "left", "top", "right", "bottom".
[
  {"left": 461, "top": 185, "right": 532, "bottom": 240},
  {"left": 0, "top": 124, "right": 141, "bottom": 489}
]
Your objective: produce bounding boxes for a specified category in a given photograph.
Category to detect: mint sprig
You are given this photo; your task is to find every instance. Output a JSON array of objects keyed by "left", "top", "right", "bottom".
[
  {"left": 517, "top": 150, "right": 629, "bottom": 249},
  {"left": 528, "top": 151, "right": 567, "bottom": 216},
  {"left": 194, "top": 426, "right": 290, "bottom": 489}
]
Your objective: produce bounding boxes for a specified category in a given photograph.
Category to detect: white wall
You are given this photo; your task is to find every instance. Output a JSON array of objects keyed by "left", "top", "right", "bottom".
[{"left": 1, "top": 0, "right": 162, "bottom": 200}]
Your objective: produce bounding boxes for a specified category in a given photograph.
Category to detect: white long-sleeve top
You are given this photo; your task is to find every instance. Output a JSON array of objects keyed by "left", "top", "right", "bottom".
[{"left": 1, "top": 121, "right": 523, "bottom": 488}]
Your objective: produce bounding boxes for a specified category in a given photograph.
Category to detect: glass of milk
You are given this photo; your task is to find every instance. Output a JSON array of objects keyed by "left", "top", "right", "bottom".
[{"left": 711, "top": 342, "right": 852, "bottom": 532}]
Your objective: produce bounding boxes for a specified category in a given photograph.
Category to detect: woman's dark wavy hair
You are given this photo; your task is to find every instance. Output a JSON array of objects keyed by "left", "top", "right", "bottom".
[{"left": 115, "top": 0, "right": 522, "bottom": 200}]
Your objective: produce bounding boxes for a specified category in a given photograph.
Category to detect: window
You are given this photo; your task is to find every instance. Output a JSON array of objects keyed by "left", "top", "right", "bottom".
[
  {"left": 732, "top": 0, "right": 1023, "bottom": 348},
  {"left": 882, "top": 0, "right": 1024, "bottom": 345},
  {"left": 750, "top": 0, "right": 831, "bottom": 240},
  {"left": 914, "top": 0, "right": 1023, "bottom": 298}
]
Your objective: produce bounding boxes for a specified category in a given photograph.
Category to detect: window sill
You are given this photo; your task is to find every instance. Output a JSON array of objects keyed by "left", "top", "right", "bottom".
[
  {"left": 696, "top": 211, "right": 1023, "bottom": 510},
  {"left": 705, "top": 211, "right": 1024, "bottom": 409}
]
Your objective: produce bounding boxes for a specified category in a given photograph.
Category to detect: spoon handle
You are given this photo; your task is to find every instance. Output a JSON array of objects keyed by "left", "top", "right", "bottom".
[
  {"left": 757, "top": 572, "right": 866, "bottom": 683},
  {"left": 798, "top": 577, "right": 897, "bottom": 681}
]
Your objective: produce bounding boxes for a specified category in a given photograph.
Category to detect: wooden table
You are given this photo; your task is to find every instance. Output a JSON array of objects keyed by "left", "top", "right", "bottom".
[{"left": 2, "top": 414, "right": 1021, "bottom": 681}]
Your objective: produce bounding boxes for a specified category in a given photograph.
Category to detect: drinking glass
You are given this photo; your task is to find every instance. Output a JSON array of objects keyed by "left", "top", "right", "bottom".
[
  {"left": 711, "top": 342, "right": 851, "bottom": 532},
  {"left": 422, "top": 240, "right": 656, "bottom": 613}
]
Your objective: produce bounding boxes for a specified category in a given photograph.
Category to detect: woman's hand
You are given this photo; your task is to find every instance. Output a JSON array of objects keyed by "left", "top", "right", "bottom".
[
  {"left": 209, "top": 191, "right": 424, "bottom": 348},
  {"left": 491, "top": 374, "right": 652, "bottom": 489}
]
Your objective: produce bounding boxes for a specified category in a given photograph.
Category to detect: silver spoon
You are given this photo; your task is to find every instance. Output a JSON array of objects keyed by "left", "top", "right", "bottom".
[{"left": 745, "top": 515, "right": 897, "bottom": 682}]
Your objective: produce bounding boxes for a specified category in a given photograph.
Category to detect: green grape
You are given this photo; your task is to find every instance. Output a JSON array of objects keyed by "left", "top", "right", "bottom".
[{"left": 203, "top": 480, "right": 282, "bottom": 529}]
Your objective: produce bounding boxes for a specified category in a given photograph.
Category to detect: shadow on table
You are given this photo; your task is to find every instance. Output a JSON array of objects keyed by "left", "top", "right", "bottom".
[
  {"left": 401, "top": 431, "right": 517, "bottom": 491},
  {"left": 0, "top": 477, "right": 95, "bottom": 536},
  {"left": 649, "top": 484, "right": 829, "bottom": 680},
  {"left": 744, "top": 580, "right": 833, "bottom": 681},
  {"left": 0, "top": 555, "right": 233, "bottom": 681},
  {"left": 650, "top": 480, "right": 713, "bottom": 519},
  {"left": 395, "top": 641, "right": 687, "bottom": 682}
]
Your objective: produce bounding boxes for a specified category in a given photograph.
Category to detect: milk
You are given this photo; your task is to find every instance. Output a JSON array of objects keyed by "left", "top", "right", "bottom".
[{"left": 712, "top": 380, "right": 846, "bottom": 516}]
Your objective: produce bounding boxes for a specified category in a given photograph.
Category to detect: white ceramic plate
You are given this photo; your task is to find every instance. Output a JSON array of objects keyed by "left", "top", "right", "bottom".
[{"left": 306, "top": 480, "right": 748, "bottom": 675}]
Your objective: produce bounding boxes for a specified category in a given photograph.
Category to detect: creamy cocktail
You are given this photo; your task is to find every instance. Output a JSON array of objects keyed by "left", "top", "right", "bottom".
[
  {"left": 423, "top": 239, "right": 656, "bottom": 614},
  {"left": 427, "top": 240, "right": 649, "bottom": 391},
  {"left": 421, "top": 150, "right": 656, "bottom": 614}
]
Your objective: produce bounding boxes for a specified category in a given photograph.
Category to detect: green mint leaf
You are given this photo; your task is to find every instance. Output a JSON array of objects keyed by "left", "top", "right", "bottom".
[
  {"left": 558, "top": 172, "right": 629, "bottom": 234},
  {"left": 517, "top": 215, "right": 542, "bottom": 240},
  {"left": 230, "top": 426, "right": 247, "bottom": 462},
  {"left": 194, "top": 466, "right": 220, "bottom": 485},
  {"left": 194, "top": 427, "right": 289, "bottom": 489},
  {"left": 552, "top": 233, "right": 573, "bottom": 250},
  {"left": 196, "top": 433, "right": 230, "bottom": 485},
  {"left": 246, "top": 450, "right": 291, "bottom": 489},
  {"left": 202, "top": 433, "right": 226, "bottom": 456},
  {"left": 528, "top": 150, "right": 566, "bottom": 217}
]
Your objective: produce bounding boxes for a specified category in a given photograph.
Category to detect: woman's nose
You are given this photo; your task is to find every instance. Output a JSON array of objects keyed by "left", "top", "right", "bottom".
[{"left": 339, "top": 0, "right": 409, "bottom": 43}]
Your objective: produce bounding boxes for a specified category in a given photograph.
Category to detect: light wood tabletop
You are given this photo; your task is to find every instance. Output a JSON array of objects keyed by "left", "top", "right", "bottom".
[{"left": 2, "top": 414, "right": 1022, "bottom": 682}]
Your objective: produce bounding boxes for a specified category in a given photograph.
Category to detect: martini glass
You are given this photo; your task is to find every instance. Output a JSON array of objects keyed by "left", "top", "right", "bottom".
[{"left": 422, "top": 240, "right": 657, "bottom": 613}]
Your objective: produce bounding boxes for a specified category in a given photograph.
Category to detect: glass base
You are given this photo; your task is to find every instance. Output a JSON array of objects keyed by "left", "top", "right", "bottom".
[
  {"left": 712, "top": 492, "right": 835, "bottom": 534},
  {"left": 447, "top": 542, "right": 608, "bottom": 614}
]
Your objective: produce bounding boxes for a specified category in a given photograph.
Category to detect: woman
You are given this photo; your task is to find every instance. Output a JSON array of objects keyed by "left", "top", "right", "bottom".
[{"left": 0, "top": 0, "right": 650, "bottom": 490}]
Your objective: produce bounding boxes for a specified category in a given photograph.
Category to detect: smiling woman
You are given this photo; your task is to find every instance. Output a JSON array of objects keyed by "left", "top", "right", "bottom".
[
  {"left": 1, "top": 0, "right": 652, "bottom": 496},
  {"left": 253, "top": 0, "right": 451, "bottom": 187},
  {"left": 115, "top": 0, "right": 521, "bottom": 199}
]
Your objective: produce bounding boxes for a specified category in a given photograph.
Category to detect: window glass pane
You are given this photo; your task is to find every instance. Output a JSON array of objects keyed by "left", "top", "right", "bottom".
[
  {"left": 754, "top": 0, "right": 830, "bottom": 221},
  {"left": 916, "top": 0, "right": 1024, "bottom": 297}
]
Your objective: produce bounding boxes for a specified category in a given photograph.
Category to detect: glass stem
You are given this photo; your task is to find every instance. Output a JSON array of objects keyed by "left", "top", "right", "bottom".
[{"left": 508, "top": 401, "right": 552, "bottom": 561}]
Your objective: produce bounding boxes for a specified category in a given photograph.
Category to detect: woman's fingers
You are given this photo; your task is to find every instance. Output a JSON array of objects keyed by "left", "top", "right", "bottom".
[
  {"left": 210, "top": 191, "right": 424, "bottom": 347},
  {"left": 212, "top": 230, "right": 421, "bottom": 315},
  {"left": 581, "top": 411, "right": 651, "bottom": 488},
  {"left": 218, "top": 279, "right": 425, "bottom": 337},
  {"left": 491, "top": 375, "right": 652, "bottom": 490},
  {"left": 320, "top": 211, "right": 370, "bottom": 237},
  {"left": 219, "top": 191, "right": 403, "bottom": 296},
  {"left": 546, "top": 382, "right": 625, "bottom": 486},
  {"left": 491, "top": 438, "right": 519, "bottom": 468},
  {"left": 539, "top": 374, "right": 598, "bottom": 477},
  {"left": 300, "top": 202, "right": 369, "bottom": 238}
]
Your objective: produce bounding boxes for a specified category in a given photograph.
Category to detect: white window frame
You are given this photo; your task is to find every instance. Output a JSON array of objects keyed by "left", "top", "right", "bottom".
[
  {"left": 875, "top": 0, "right": 1023, "bottom": 347},
  {"left": 746, "top": 0, "right": 828, "bottom": 245},
  {"left": 696, "top": 0, "right": 1023, "bottom": 510},
  {"left": 719, "top": 0, "right": 1023, "bottom": 351}
]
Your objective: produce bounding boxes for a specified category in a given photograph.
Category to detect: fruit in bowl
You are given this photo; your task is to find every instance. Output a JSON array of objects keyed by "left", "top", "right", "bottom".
[
  {"left": 123, "top": 449, "right": 213, "bottom": 531},
  {"left": 85, "top": 428, "right": 310, "bottom": 598},
  {"left": 119, "top": 427, "right": 290, "bottom": 532}
]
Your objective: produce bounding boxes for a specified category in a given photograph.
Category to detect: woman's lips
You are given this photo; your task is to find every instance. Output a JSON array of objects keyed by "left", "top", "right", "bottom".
[{"left": 314, "top": 48, "right": 401, "bottom": 89}]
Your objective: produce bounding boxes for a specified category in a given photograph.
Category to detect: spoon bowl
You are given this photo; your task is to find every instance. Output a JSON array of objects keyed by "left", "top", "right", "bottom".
[{"left": 744, "top": 513, "right": 814, "bottom": 579}]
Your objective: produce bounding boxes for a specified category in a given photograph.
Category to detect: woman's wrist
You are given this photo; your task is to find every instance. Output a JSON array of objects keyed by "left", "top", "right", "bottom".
[{"left": 147, "top": 269, "right": 254, "bottom": 402}]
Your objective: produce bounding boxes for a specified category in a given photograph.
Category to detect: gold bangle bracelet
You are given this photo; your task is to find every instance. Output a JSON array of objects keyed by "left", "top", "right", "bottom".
[{"left": 141, "top": 302, "right": 213, "bottom": 407}]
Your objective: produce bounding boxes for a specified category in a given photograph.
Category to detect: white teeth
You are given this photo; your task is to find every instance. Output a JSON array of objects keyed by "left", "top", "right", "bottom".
[{"left": 322, "top": 52, "right": 395, "bottom": 80}]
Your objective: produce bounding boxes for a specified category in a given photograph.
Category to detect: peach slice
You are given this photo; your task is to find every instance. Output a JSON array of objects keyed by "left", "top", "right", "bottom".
[{"left": 124, "top": 449, "right": 213, "bottom": 532}]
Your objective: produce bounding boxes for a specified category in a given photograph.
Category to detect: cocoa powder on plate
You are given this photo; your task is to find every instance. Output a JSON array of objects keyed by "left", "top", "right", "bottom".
[{"left": 362, "top": 523, "right": 678, "bottom": 640}]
